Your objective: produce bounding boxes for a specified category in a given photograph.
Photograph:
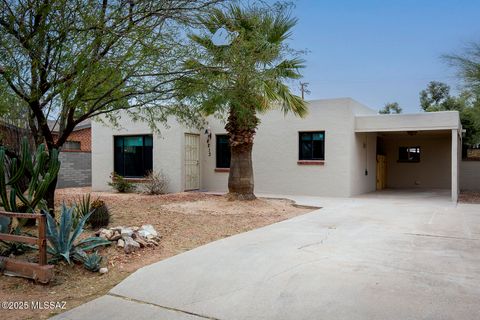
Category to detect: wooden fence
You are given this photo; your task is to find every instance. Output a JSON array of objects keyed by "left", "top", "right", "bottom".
[{"left": 0, "top": 211, "right": 54, "bottom": 283}]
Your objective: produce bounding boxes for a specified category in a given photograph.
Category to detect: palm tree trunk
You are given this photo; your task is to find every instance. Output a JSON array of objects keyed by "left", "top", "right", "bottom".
[
  {"left": 228, "top": 142, "right": 255, "bottom": 200},
  {"left": 226, "top": 109, "right": 257, "bottom": 201}
]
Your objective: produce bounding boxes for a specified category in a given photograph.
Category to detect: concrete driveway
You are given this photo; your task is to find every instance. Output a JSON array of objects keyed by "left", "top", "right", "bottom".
[{"left": 54, "top": 190, "right": 480, "bottom": 320}]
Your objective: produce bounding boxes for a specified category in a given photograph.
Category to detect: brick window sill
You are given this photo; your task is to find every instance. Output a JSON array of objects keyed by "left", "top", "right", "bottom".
[
  {"left": 122, "top": 178, "right": 151, "bottom": 183},
  {"left": 297, "top": 160, "right": 325, "bottom": 166},
  {"left": 214, "top": 168, "right": 230, "bottom": 172}
]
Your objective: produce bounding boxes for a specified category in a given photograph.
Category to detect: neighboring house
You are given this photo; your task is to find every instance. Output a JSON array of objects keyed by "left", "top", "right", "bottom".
[
  {"left": 49, "top": 119, "right": 92, "bottom": 188},
  {"left": 0, "top": 120, "right": 32, "bottom": 153},
  {"left": 91, "top": 98, "right": 466, "bottom": 201}
]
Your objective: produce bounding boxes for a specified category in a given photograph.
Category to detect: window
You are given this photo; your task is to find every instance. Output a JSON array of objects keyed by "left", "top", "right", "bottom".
[
  {"left": 114, "top": 135, "right": 153, "bottom": 177},
  {"left": 63, "top": 141, "right": 81, "bottom": 150},
  {"left": 216, "top": 134, "right": 231, "bottom": 168},
  {"left": 398, "top": 146, "right": 420, "bottom": 162},
  {"left": 299, "top": 131, "right": 325, "bottom": 160}
]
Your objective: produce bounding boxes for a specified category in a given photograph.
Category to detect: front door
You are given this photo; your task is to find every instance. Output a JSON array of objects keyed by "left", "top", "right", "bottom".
[
  {"left": 185, "top": 133, "right": 200, "bottom": 190},
  {"left": 376, "top": 154, "right": 387, "bottom": 190}
]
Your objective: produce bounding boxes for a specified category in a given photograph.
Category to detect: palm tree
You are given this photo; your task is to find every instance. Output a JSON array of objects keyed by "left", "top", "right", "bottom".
[{"left": 177, "top": 4, "right": 307, "bottom": 200}]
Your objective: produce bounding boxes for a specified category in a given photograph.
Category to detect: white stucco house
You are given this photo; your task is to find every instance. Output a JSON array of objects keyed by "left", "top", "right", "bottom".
[{"left": 91, "top": 98, "right": 463, "bottom": 201}]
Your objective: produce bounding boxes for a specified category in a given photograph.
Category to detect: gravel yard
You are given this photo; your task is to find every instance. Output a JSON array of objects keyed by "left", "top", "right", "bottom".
[
  {"left": 0, "top": 188, "right": 312, "bottom": 320},
  {"left": 459, "top": 191, "right": 480, "bottom": 203}
]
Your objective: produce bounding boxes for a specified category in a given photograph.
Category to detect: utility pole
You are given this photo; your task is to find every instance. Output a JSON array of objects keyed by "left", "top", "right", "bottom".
[{"left": 299, "top": 82, "right": 310, "bottom": 100}]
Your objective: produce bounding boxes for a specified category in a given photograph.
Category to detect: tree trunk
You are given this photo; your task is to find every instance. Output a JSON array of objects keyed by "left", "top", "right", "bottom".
[
  {"left": 45, "top": 177, "right": 57, "bottom": 217},
  {"left": 228, "top": 142, "right": 256, "bottom": 200},
  {"left": 225, "top": 108, "right": 258, "bottom": 201},
  {"left": 44, "top": 143, "right": 59, "bottom": 218}
]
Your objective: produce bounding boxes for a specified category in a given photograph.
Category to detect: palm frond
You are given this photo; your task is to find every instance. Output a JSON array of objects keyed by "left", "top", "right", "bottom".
[
  {"left": 268, "top": 15, "right": 298, "bottom": 44},
  {"left": 263, "top": 80, "right": 308, "bottom": 117}
]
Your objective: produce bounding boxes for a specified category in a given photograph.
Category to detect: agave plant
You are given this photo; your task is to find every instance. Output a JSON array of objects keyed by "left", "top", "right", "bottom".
[
  {"left": 81, "top": 251, "right": 103, "bottom": 272},
  {"left": 45, "top": 204, "right": 110, "bottom": 264},
  {"left": 0, "top": 228, "right": 35, "bottom": 257}
]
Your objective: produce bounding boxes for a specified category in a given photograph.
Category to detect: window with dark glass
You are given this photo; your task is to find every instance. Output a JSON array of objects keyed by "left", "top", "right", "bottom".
[
  {"left": 299, "top": 131, "right": 325, "bottom": 160},
  {"left": 216, "top": 135, "right": 231, "bottom": 168},
  {"left": 398, "top": 146, "right": 420, "bottom": 162},
  {"left": 114, "top": 135, "right": 153, "bottom": 177}
]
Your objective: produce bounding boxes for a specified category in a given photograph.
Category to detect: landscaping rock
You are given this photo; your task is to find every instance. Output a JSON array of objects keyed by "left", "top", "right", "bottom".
[
  {"left": 137, "top": 229, "right": 150, "bottom": 238},
  {"left": 99, "top": 267, "right": 108, "bottom": 274},
  {"left": 135, "top": 236, "right": 149, "bottom": 248},
  {"left": 121, "top": 228, "right": 134, "bottom": 237},
  {"left": 110, "top": 231, "right": 122, "bottom": 241},
  {"left": 148, "top": 239, "right": 160, "bottom": 246},
  {"left": 117, "top": 239, "right": 125, "bottom": 248},
  {"left": 140, "top": 224, "right": 158, "bottom": 237},
  {"left": 97, "top": 228, "right": 113, "bottom": 239},
  {"left": 123, "top": 236, "right": 140, "bottom": 254},
  {"left": 96, "top": 225, "right": 160, "bottom": 253}
]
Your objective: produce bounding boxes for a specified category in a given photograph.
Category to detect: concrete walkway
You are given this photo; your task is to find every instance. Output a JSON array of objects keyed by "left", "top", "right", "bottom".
[{"left": 53, "top": 190, "right": 480, "bottom": 320}]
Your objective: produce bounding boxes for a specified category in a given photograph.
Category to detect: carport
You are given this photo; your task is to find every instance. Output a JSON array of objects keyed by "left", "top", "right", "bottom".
[{"left": 355, "top": 111, "right": 462, "bottom": 202}]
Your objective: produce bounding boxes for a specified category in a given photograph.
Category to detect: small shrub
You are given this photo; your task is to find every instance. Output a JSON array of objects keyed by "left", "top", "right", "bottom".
[
  {"left": 143, "top": 170, "right": 168, "bottom": 195},
  {"left": 108, "top": 172, "right": 136, "bottom": 193},
  {"left": 89, "top": 199, "right": 110, "bottom": 229}
]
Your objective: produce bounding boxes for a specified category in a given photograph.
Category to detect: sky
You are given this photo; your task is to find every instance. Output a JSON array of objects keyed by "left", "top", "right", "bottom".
[{"left": 282, "top": 0, "right": 480, "bottom": 113}]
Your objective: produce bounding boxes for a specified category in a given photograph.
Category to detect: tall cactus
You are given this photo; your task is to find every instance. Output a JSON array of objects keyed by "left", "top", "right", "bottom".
[{"left": 0, "top": 137, "right": 60, "bottom": 214}]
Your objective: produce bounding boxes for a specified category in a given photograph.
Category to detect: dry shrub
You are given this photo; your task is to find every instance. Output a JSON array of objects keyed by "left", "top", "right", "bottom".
[{"left": 143, "top": 171, "right": 168, "bottom": 195}]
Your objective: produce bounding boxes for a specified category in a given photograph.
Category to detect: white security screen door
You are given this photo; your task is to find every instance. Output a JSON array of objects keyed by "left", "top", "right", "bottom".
[{"left": 185, "top": 133, "right": 200, "bottom": 190}]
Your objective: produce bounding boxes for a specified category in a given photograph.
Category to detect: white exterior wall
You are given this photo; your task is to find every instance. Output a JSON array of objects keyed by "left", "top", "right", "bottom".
[
  {"left": 355, "top": 111, "right": 461, "bottom": 132},
  {"left": 201, "top": 98, "right": 376, "bottom": 197},
  {"left": 92, "top": 112, "right": 198, "bottom": 192},
  {"left": 350, "top": 132, "right": 377, "bottom": 195}
]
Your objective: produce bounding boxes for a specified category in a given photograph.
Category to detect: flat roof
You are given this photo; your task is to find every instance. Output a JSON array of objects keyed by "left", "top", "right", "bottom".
[{"left": 355, "top": 111, "right": 461, "bottom": 132}]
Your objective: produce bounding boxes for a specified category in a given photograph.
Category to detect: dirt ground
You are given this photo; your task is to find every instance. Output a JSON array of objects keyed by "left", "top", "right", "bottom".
[
  {"left": 458, "top": 191, "right": 480, "bottom": 203},
  {"left": 0, "top": 188, "right": 313, "bottom": 320}
]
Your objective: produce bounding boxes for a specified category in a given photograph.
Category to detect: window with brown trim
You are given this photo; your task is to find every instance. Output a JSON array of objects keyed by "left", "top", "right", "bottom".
[{"left": 299, "top": 131, "right": 325, "bottom": 160}]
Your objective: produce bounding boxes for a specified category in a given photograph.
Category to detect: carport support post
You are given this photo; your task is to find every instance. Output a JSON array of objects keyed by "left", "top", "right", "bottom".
[{"left": 451, "top": 129, "right": 459, "bottom": 202}]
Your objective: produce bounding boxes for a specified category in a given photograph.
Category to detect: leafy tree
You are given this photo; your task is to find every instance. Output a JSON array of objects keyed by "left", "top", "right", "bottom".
[
  {"left": 445, "top": 42, "right": 480, "bottom": 92},
  {"left": 176, "top": 4, "right": 307, "bottom": 200},
  {"left": 0, "top": 0, "right": 223, "bottom": 210},
  {"left": 420, "top": 81, "right": 462, "bottom": 112},
  {"left": 419, "top": 81, "right": 480, "bottom": 146},
  {"left": 379, "top": 102, "right": 402, "bottom": 114},
  {"left": 444, "top": 42, "right": 480, "bottom": 146}
]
